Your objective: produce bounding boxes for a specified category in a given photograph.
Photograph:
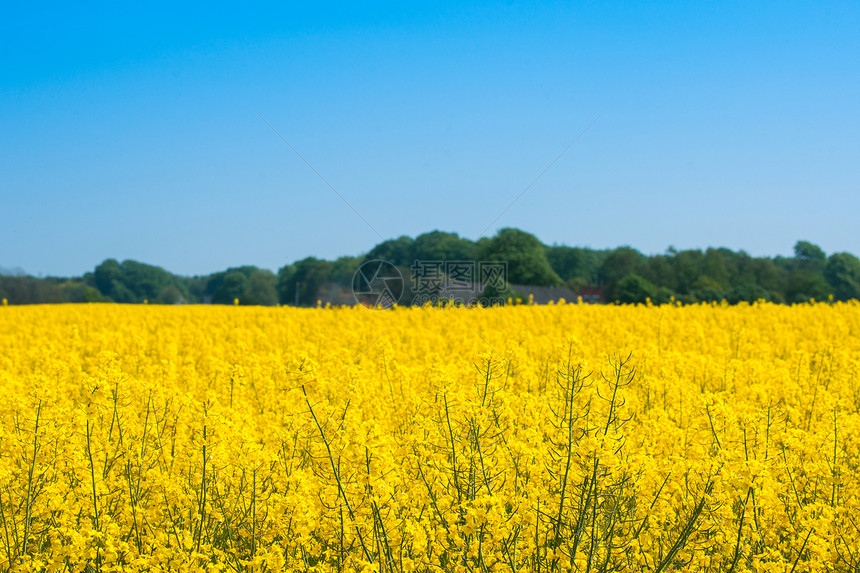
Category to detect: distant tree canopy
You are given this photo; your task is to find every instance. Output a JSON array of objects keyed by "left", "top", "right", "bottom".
[
  {"left": 363, "top": 231, "right": 480, "bottom": 267},
  {"left": 545, "top": 245, "right": 605, "bottom": 291},
  {"left": 479, "top": 228, "right": 562, "bottom": 288},
  {"left": 277, "top": 257, "right": 335, "bottom": 307},
  {"left": 93, "top": 259, "right": 191, "bottom": 304},
  {"left": 824, "top": 252, "right": 860, "bottom": 301},
  {"left": 0, "top": 273, "right": 108, "bottom": 305},
  {"left": 2, "top": 232, "right": 858, "bottom": 306},
  {"left": 201, "top": 266, "right": 278, "bottom": 305}
]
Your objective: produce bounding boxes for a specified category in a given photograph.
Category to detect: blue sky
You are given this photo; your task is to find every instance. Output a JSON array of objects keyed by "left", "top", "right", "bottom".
[{"left": 2, "top": 1, "right": 858, "bottom": 277}]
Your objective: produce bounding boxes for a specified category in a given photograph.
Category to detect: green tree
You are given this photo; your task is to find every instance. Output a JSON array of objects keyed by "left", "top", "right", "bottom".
[
  {"left": 726, "top": 284, "right": 775, "bottom": 304},
  {"left": 183, "top": 275, "right": 208, "bottom": 303},
  {"left": 565, "top": 277, "right": 589, "bottom": 293},
  {"left": 277, "top": 258, "right": 333, "bottom": 306},
  {"left": 824, "top": 252, "right": 860, "bottom": 301},
  {"left": 546, "top": 245, "right": 605, "bottom": 283},
  {"left": 727, "top": 251, "right": 757, "bottom": 286},
  {"left": 479, "top": 228, "right": 562, "bottom": 287},
  {"left": 156, "top": 284, "right": 184, "bottom": 305},
  {"left": 205, "top": 266, "right": 257, "bottom": 302},
  {"left": 93, "top": 259, "right": 123, "bottom": 298},
  {"left": 213, "top": 271, "right": 248, "bottom": 304},
  {"left": 643, "top": 254, "right": 677, "bottom": 292},
  {"left": 700, "top": 248, "right": 730, "bottom": 290},
  {"left": 612, "top": 274, "right": 657, "bottom": 304},
  {"left": 330, "top": 257, "right": 361, "bottom": 286},
  {"left": 120, "top": 260, "right": 178, "bottom": 301},
  {"left": 276, "top": 264, "right": 296, "bottom": 304},
  {"left": 784, "top": 269, "right": 830, "bottom": 303},
  {"left": 364, "top": 236, "right": 415, "bottom": 267},
  {"left": 245, "top": 269, "right": 278, "bottom": 305},
  {"left": 751, "top": 257, "right": 784, "bottom": 300},
  {"left": 671, "top": 249, "right": 704, "bottom": 295},
  {"left": 599, "top": 246, "right": 647, "bottom": 286},
  {"left": 412, "top": 231, "right": 477, "bottom": 262},
  {"left": 599, "top": 246, "right": 647, "bottom": 302},
  {"left": 693, "top": 287, "right": 726, "bottom": 303},
  {"left": 653, "top": 286, "right": 675, "bottom": 305},
  {"left": 58, "top": 281, "right": 107, "bottom": 303},
  {"left": 92, "top": 258, "right": 190, "bottom": 303},
  {"left": 110, "top": 280, "right": 136, "bottom": 303},
  {"left": 794, "top": 240, "right": 826, "bottom": 271}
]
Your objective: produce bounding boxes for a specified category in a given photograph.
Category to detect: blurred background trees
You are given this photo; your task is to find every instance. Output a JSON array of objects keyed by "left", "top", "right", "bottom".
[{"left": 3, "top": 232, "right": 857, "bottom": 306}]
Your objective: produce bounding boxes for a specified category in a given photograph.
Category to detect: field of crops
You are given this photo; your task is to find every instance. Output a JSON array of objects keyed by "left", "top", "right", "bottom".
[{"left": 0, "top": 302, "right": 859, "bottom": 572}]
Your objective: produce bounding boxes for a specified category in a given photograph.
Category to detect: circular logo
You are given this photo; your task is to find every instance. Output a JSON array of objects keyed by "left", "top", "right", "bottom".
[{"left": 352, "top": 260, "right": 404, "bottom": 309}]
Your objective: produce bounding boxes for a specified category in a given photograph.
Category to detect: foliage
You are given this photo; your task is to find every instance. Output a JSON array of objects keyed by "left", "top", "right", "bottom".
[
  {"left": 4, "top": 232, "right": 860, "bottom": 305},
  {"left": 201, "top": 266, "right": 275, "bottom": 306},
  {"left": 545, "top": 245, "right": 607, "bottom": 284},
  {"left": 600, "top": 246, "right": 648, "bottom": 287},
  {"left": 245, "top": 269, "right": 278, "bottom": 306},
  {"left": 610, "top": 274, "right": 657, "bottom": 304},
  {"left": 412, "top": 230, "right": 478, "bottom": 262},
  {"left": 478, "top": 228, "right": 563, "bottom": 287},
  {"left": 794, "top": 240, "right": 827, "bottom": 270},
  {"left": 276, "top": 257, "right": 334, "bottom": 306},
  {"left": 213, "top": 271, "right": 248, "bottom": 305},
  {"left": 92, "top": 258, "right": 190, "bottom": 304},
  {"left": 824, "top": 252, "right": 860, "bottom": 302}
]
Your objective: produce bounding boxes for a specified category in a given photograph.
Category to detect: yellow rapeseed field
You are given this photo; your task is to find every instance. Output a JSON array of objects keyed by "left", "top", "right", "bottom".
[{"left": 1, "top": 302, "right": 859, "bottom": 572}]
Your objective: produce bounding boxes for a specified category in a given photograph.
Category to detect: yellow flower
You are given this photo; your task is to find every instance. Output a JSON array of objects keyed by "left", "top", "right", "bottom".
[{"left": 0, "top": 302, "right": 857, "bottom": 571}]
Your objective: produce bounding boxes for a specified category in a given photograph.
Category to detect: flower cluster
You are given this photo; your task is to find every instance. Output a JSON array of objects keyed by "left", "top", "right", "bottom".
[{"left": 0, "top": 300, "right": 858, "bottom": 571}]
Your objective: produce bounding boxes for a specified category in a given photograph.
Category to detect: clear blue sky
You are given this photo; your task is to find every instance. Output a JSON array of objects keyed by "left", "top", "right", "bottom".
[{"left": 2, "top": 1, "right": 858, "bottom": 277}]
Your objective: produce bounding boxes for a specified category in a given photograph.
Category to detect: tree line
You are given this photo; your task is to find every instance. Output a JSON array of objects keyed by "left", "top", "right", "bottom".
[{"left": 3, "top": 228, "right": 860, "bottom": 305}]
